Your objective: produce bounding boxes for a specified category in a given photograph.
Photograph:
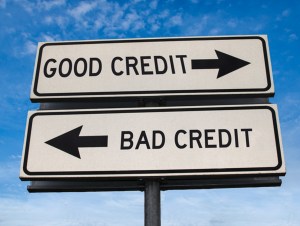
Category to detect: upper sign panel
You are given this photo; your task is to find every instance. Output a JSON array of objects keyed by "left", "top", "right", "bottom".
[{"left": 31, "top": 35, "right": 274, "bottom": 101}]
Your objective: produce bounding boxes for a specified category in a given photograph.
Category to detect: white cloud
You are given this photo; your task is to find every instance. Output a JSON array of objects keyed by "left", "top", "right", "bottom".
[
  {"left": 183, "top": 14, "right": 210, "bottom": 35},
  {"left": 0, "top": 0, "right": 6, "bottom": 8},
  {"left": 209, "top": 28, "right": 221, "bottom": 35},
  {"left": 9, "top": 155, "right": 22, "bottom": 160},
  {"left": 38, "top": 0, "right": 66, "bottom": 10},
  {"left": 43, "top": 15, "right": 68, "bottom": 30},
  {"left": 16, "top": 0, "right": 65, "bottom": 12},
  {"left": 122, "top": 11, "right": 144, "bottom": 31},
  {"left": 92, "top": 1, "right": 148, "bottom": 37},
  {"left": 149, "top": 0, "right": 158, "bottom": 9},
  {"left": 281, "top": 9, "right": 290, "bottom": 17},
  {"left": 40, "top": 33, "right": 60, "bottom": 42},
  {"left": 146, "top": 10, "right": 169, "bottom": 32},
  {"left": 11, "top": 34, "right": 38, "bottom": 57},
  {"left": 23, "top": 40, "right": 37, "bottom": 55},
  {"left": 163, "top": 186, "right": 300, "bottom": 226},
  {"left": 16, "top": 0, "right": 35, "bottom": 13},
  {"left": 94, "top": 15, "right": 106, "bottom": 30},
  {"left": 166, "top": 14, "right": 183, "bottom": 27},
  {"left": 44, "top": 16, "right": 53, "bottom": 24},
  {"left": 0, "top": 161, "right": 20, "bottom": 182},
  {"left": 276, "top": 9, "right": 291, "bottom": 21},
  {"left": 151, "top": 23, "right": 160, "bottom": 32},
  {"left": 38, "top": 0, "right": 186, "bottom": 38},
  {"left": 227, "top": 19, "right": 237, "bottom": 28},
  {"left": 68, "top": 1, "right": 98, "bottom": 18},
  {"left": 20, "top": 0, "right": 187, "bottom": 38},
  {"left": 289, "top": 33, "right": 298, "bottom": 41},
  {"left": 2, "top": 182, "right": 297, "bottom": 226},
  {"left": 56, "top": 16, "right": 68, "bottom": 28},
  {"left": 159, "top": 9, "right": 169, "bottom": 19},
  {"left": 0, "top": 192, "right": 144, "bottom": 226}
]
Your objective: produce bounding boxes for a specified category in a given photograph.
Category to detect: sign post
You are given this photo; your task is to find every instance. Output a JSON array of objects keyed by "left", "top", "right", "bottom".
[
  {"left": 20, "top": 35, "right": 285, "bottom": 226},
  {"left": 145, "top": 180, "right": 161, "bottom": 226}
]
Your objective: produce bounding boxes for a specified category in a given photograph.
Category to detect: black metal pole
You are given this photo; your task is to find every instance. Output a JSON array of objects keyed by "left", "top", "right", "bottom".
[
  {"left": 145, "top": 180, "right": 161, "bottom": 226},
  {"left": 142, "top": 101, "right": 162, "bottom": 226}
]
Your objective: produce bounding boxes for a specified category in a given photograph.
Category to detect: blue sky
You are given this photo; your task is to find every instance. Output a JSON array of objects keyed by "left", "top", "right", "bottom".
[{"left": 0, "top": 0, "right": 299, "bottom": 225}]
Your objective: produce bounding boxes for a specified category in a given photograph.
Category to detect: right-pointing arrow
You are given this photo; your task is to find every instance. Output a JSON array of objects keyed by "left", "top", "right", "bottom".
[
  {"left": 45, "top": 126, "right": 108, "bottom": 159},
  {"left": 191, "top": 50, "right": 250, "bottom": 78}
]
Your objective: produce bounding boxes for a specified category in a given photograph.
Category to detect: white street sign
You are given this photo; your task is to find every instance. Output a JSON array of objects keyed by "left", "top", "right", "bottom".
[
  {"left": 30, "top": 35, "right": 274, "bottom": 101},
  {"left": 20, "top": 105, "right": 285, "bottom": 180}
]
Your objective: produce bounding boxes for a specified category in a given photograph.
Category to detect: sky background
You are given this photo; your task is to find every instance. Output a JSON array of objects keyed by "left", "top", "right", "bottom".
[{"left": 0, "top": 0, "right": 299, "bottom": 225}]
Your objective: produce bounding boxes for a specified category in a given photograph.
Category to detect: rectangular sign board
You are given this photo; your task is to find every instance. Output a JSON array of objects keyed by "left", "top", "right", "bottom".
[
  {"left": 31, "top": 35, "right": 274, "bottom": 101},
  {"left": 20, "top": 105, "right": 285, "bottom": 180}
]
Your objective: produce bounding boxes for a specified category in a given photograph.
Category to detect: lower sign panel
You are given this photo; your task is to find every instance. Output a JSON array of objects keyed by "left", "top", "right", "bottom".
[{"left": 20, "top": 105, "right": 285, "bottom": 180}]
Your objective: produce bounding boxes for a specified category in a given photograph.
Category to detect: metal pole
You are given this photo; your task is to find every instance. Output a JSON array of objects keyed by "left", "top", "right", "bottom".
[
  {"left": 144, "top": 101, "right": 161, "bottom": 226},
  {"left": 145, "top": 180, "right": 161, "bottom": 226}
]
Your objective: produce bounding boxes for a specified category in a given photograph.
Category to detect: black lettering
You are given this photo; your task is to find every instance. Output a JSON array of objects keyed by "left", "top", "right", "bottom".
[
  {"left": 219, "top": 129, "right": 231, "bottom": 148},
  {"left": 59, "top": 58, "right": 72, "bottom": 77},
  {"left": 152, "top": 130, "right": 165, "bottom": 149},
  {"left": 126, "top": 57, "right": 139, "bottom": 75},
  {"left": 175, "top": 130, "right": 187, "bottom": 149},
  {"left": 120, "top": 131, "right": 133, "bottom": 150},
  {"left": 44, "top": 58, "right": 56, "bottom": 78},
  {"left": 140, "top": 56, "right": 153, "bottom": 75},
  {"left": 169, "top": 55, "right": 175, "bottom": 74},
  {"left": 234, "top": 129, "right": 239, "bottom": 147},
  {"left": 189, "top": 130, "right": 202, "bottom": 148},
  {"left": 176, "top": 55, "right": 187, "bottom": 73},
  {"left": 205, "top": 129, "right": 217, "bottom": 148},
  {"left": 89, "top": 58, "right": 102, "bottom": 76},
  {"left": 111, "top": 57, "right": 123, "bottom": 76},
  {"left": 241, "top": 128, "right": 252, "bottom": 147},
  {"left": 74, "top": 58, "right": 87, "bottom": 77},
  {"left": 154, "top": 56, "right": 167, "bottom": 74},
  {"left": 135, "top": 131, "right": 150, "bottom": 149}
]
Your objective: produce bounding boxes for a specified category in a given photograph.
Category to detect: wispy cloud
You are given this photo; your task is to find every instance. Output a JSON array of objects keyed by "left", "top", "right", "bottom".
[
  {"left": 0, "top": 0, "right": 5, "bottom": 8},
  {"left": 163, "top": 186, "right": 300, "bottom": 226},
  {"left": 38, "top": 0, "right": 66, "bottom": 10},
  {"left": 183, "top": 14, "right": 211, "bottom": 35},
  {"left": 0, "top": 192, "right": 144, "bottom": 226},
  {"left": 14, "top": 0, "right": 186, "bottom": 39},
  {"left": 44, "top": 15, "right": 68, "bottom": 29},
  {"left": 288, "top": 33, "right": 298, "bottom": 41},
  {"left": 68, "top": 1, "right": 97, "bottom": 18},
  {"left": 15, "top": 0, "right": 34, "bottom": 13},
  {"left": 149, "top": 0, "right": 158, "bottom": 9},
  {"left": 15, "top": 0, "right": 65, "bottom": 13},
  {"left": 276, "top": 9, "right": 291, "bottom": 21},
  {"left": 23, "top": 40, "right": 36, "bottom": 55},
  {"left": 166, "top": 14, "right": 183, "bottom": 27}
]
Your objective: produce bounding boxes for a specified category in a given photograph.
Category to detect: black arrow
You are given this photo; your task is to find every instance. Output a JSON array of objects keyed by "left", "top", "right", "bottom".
[
  {"left": 191, "top": 50, "right": 250, "bottom": 78},
  {"left": 45, "top": 126, "right": 108, "bottom": 159}
]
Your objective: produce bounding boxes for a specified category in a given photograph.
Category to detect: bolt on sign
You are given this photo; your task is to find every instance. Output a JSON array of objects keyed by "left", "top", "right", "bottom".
[{"left": 30, "top": 35, "right": 274, "bottom": 101}]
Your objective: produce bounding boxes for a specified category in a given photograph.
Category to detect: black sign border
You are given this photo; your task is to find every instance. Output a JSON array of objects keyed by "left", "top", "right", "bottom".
[
  {"left": 22, "top": 105, "right": 283, "bottom": 179},
  {"left": 32, "top": 36, "right": 273, "bottom": 101}
]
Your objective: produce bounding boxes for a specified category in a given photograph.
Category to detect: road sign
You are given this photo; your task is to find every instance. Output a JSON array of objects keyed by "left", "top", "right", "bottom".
[
  {"left": 30, "top": 35, "right": 274, "bottom": 101},
  {"left": 20, "top": 105, "right": 285, "bottom": 180}
]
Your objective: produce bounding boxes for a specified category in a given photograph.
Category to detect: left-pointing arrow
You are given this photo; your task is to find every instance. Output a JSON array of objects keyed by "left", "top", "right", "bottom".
[{"left": 45, "top": 126, "right": 108, "bottom": 159}]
